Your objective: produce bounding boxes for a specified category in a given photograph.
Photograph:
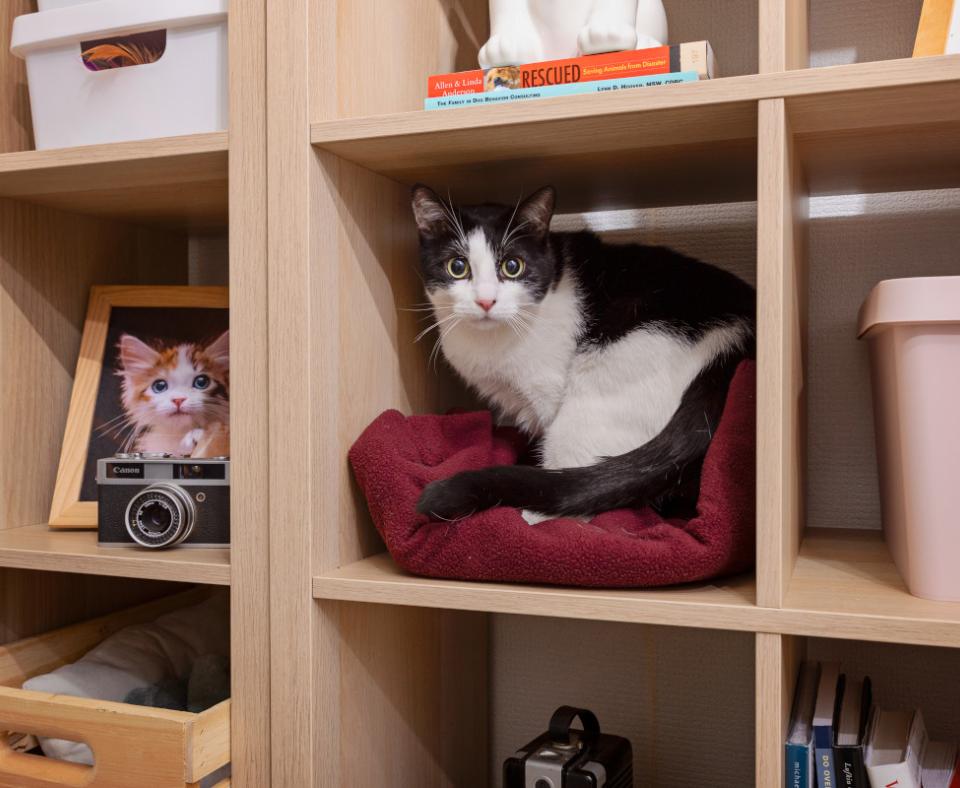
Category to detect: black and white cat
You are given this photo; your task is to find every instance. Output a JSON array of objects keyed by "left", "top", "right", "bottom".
[{"left": 411, "top": 185, "right": 755, "bottom": 523}]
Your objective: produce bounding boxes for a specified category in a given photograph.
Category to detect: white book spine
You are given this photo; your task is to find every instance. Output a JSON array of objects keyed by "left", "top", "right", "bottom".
[
  {"left": 865, "top": 762, "right": 920, "bottom": 788},
  {"left": 866, "top": 712, "right": 927, "bottom": 788},
  {"left": 949, "top": 0, "right": 960, "bottom": 54}
]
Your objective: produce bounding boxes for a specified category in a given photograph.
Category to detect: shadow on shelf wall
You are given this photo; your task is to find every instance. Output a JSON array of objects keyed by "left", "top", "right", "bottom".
[
  {"left": 809, "top": 0, "right": 923, "bottom": 67},
  {"left": 492, "top": 617, "right": 756, "bottom": 786}
]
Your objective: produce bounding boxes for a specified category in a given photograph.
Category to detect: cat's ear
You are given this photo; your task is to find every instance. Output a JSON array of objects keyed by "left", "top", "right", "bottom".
[
  {"left": 205, "top": 330, "right": 229, "bottom": 368},
  {"left": 118, "top": 334, "right": 158, "bottom": 373},
  {"left": 517, "top": 186, "right": 555, "bottom": 238},
  {"left": 411, "top": 184, "right": 449, "bottom": 239}
]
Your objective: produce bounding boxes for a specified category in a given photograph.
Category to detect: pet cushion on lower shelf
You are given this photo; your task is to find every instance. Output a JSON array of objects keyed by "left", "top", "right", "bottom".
[{"left": 349, "top": 361, "right": 755, "bottom": 588}]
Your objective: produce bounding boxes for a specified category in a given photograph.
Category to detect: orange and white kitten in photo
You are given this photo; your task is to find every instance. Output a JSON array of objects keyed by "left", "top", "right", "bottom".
[{"left": 116, "top": 331, "right": 229, "bottom": 457}]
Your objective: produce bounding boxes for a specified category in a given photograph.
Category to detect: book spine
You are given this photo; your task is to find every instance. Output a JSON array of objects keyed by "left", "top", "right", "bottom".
[
  {"left": 815, "top": 726, "right": 836, "bottom": 788},
  {"left": 865, "top": 763, "right": 920, "bottom": 788},
  {"left": 424, "top": 71, "right": 697, "bottom": 110},
  {"left": 426, "top": 41, "right": 713, "bottom": 97},
  {"left": 834, "top": 746, "right": 866, "bottom": 788},
  {"left": 949, "top": 0, "right": 960, "bottom": 53},
  {"left": 426, "top": 69, "right": 485, "bottom": 98},
  {"left": 786, "top": 742, "right": 812, "bottom": 788},
  {"left": 913, "top": 0, "right": 956, "bottom": 56}
]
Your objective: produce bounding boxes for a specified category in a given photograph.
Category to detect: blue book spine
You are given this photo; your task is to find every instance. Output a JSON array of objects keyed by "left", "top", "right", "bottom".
[
  {"left": 424, "top": 71, "right": 699, "bottom": 110},
  {"left": 786, "top": 742, "right": 812, "bottom": 788},
  {"left": 814, "top": 726, "right": 835, "bottom": 788}
]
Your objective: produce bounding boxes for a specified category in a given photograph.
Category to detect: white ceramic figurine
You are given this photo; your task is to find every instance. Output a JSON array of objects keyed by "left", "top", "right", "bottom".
[{"left": 479, "top": 0, "right": 668, "bottom": 68}]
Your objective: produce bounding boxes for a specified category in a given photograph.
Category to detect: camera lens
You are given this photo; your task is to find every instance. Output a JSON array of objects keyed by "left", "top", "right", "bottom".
[
  {"left": 535, "top": 779, "right": 553, "bottom": 788},
  {"left": 125, "top": 484, "right": 196, "bottom": 549},
  {"left": 141, "top": 501, "right": 172, "bottom": 533}
]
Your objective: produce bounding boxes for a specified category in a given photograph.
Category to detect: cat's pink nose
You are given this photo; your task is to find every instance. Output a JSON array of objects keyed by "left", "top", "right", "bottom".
[
  {"left": 172, "top": 397, "right": 186, "bottom": 410},
  {"left": 476, "top": 299, "right": 496, "bottom": 312}
]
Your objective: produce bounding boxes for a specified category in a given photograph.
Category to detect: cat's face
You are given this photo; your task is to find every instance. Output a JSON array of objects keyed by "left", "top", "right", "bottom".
[
  {"left": 411, "top": 185, "right": 558, "bottom": 331},
  {"left": 118, "top": 331, "right": 229, "bottom": 428}
]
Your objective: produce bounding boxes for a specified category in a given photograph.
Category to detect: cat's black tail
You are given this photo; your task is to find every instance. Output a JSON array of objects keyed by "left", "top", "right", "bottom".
[{"left": 416, "top": 357, "right": 743, "bottom": 520}]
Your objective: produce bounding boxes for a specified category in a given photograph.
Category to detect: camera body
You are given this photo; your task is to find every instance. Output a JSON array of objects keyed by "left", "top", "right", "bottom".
[
  {"left": 97, "top": 454, "right": 230, "bottom": 549},
  {"left": 503, "top": 707, "right": 632, "bottom": 788}
]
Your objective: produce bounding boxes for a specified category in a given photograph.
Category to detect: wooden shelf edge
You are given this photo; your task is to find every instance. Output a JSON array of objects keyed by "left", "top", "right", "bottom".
[
  {"left": 766, "top": 608, "right": 960, "bottom": 649},
  {"left": 0, "top": 132, "right": 230, "bottom": 227},
  {"left": 0, "top": 524, "right": 230, "bottom": 586},
  {"left": 310, "top": 56, "right": 960, "bottom": 148},
  {"left": 314, "top": 540, "right": 960, "bottom": 648},
  {"left": 0, "top": 132, "right": 228, "bottom": 178},
  {"left": 313, "top": 553, "right": 758, "bottom": 632}
]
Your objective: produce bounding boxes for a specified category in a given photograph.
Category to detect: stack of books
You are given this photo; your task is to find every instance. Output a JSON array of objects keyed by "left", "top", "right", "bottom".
[
  {"left": 785, "top": 662, "right": 960, "bottom": 788},
  {"left": 424, "top": 41, "right": 715, "bottom": 111}
]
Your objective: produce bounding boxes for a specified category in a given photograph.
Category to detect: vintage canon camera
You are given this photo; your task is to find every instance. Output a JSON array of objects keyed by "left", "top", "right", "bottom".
[
  {"left": 503, "top": 707, "right": 633, "bottom": 788},
  {"left": 97, "top": 453, "right": 230, "bottom": 549}
]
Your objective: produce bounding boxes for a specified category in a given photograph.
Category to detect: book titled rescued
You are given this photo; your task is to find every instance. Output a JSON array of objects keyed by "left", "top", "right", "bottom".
[
  {"left": 427, "top": 41, "right": 715, "bottom": 98},
  {"left": 424, "top": 71, "right": 698, "bottom": 110}
]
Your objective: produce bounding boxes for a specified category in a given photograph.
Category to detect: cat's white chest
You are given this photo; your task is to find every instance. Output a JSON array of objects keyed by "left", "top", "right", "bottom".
[{"left": 439, "top": 274, "right": 582, "bottom": 434}]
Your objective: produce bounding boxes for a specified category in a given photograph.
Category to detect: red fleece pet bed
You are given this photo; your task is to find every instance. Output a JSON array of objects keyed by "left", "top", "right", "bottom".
[{"left": 349, "top": 361, "right": 755, "bottom": 588}]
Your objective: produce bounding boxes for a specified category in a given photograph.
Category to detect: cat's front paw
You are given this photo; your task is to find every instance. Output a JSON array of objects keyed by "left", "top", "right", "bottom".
[
  {"left": 577, "top": 20, "right": 638, "bottom": 55},
  {"left": 479, "top": 29, "right": 544, "bottom": 68},
  {"left": 179, "top": 428, "right": 204, "bottom": 455},
  {"left": 417, "top": 476, "right": 480, "bottom": 521}
]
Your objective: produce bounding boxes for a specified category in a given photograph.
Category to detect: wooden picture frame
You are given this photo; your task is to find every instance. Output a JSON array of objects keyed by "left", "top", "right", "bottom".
[{"left": 49, "top": 286, "right": 229, "bottom": 529}]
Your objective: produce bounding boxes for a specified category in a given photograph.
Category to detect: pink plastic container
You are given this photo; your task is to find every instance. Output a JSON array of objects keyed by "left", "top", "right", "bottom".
[{"left": 858, "top": 276, "right": 960, "bottom": 601}]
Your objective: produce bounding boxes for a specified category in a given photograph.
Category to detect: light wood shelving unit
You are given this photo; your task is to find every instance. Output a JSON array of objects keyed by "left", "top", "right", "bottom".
[
  {"left": 1, "top": 0, "right": 959, "bottom": 785},
  {"left": 289, "top": 1, "right": 960, "bottom": 786}
]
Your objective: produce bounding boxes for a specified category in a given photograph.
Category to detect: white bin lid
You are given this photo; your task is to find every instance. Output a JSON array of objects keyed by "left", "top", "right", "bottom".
[
  {"left": 11, "top": 0, "right": 228, "bottom": 57},
  {"left": 858, "top": 275, "right": 960, "bottom": 338}
]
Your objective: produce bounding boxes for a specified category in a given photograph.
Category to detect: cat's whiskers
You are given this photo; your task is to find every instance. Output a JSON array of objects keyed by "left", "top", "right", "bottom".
[
  {"left": 509, "top": 307, "right": 536, "bottom": 339},
  {"left": 506, "top": 314, "right": 528, "bottom": 339},
  {"left": 96, "top": 411, "right": 135, "bottom": 433},
  {"left": 400, "top": 305, "right": 441, "bottom": 314},
  {"left": 97, "top": 412, "right": 141, "bottom": 442},
  {"left": 414, "top": 311, "right": 458, "bottom": 344},
  {"left": 118, "top": 421, "right": 147, "bottom": 454},
  {"left": 402, "top": 300, "right": 437, "bottom": 310},
  {"left": 429, "top": 316, "right": 461, "bottom": 374},
  {"left": 500, "top": 230, "right": 535, "bottom": 251},
  {"left": 499, "top": 195, "right": 524, "bottom": 252},
  {"left": 440, "top": 192, "right": 467, "bottom": 249},
  {"left": 499, "top": 220, "right": 532, "bottom": 254}
]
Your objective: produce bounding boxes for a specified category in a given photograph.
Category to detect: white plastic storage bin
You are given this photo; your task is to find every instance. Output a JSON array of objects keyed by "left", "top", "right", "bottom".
[
  {"left": 858, "top": 276, "right": 960, "bottom": 601},
  {"left": 11, "top": 0, "right": 228, "bottom": 149}
]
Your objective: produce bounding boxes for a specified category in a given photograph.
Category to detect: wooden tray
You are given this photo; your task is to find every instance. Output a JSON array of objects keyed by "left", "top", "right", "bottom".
[{"left": 0, "top": 589, "right": 230, "bottom": 787}]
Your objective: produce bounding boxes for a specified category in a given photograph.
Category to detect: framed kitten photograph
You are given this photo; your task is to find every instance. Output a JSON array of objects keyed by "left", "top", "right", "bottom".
[{"left": 49, "top": 286, "right": 229, "bottom": 529}]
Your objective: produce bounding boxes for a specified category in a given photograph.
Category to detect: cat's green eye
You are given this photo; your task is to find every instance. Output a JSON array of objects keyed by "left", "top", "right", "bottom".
[
  {"left": 151, "top": 380, "right": 168, "bottom": 393},
  {"left": 501, "top": 257, "right": 525, "bottom": 279},
  {"left": 446, "top": 257, "right": 469, "bottom": 279}
]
